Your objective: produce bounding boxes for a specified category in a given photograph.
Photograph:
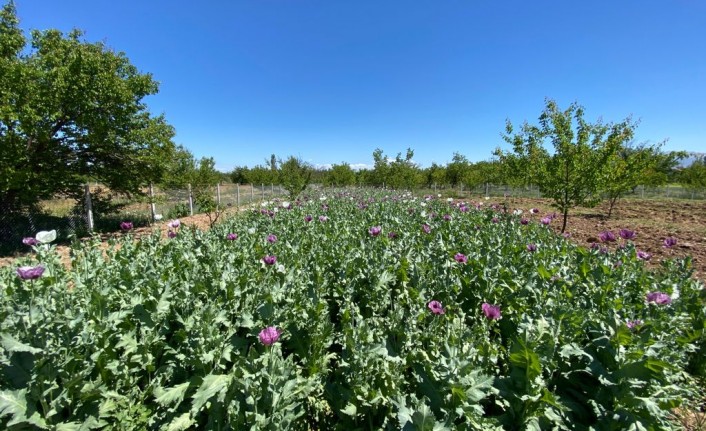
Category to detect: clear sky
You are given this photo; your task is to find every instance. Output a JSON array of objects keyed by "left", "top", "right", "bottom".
[{"left": 16, "top": 0, "right": 706, "bottom": 171}]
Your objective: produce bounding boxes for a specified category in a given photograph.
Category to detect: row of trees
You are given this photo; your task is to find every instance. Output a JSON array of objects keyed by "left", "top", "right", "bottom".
[{"left": 2, "top": 2, "right": 703, "bottom": 224}]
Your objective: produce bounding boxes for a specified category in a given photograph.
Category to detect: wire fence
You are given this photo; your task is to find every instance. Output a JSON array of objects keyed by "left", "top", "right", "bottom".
[
  {"left": 1, "top": 182, "right": 703, "bottom": 255},
  {"left": 0, "top": 183, "right": 288, "bottom": 255}
]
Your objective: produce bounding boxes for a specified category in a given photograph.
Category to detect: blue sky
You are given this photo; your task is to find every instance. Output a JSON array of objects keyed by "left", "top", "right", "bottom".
[{"left": 16, "top": 0, "right": 706, "bottom": 171}]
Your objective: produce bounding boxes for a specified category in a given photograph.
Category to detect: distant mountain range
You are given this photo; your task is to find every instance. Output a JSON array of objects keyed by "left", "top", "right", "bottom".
[{"left": 678, "top": 152, "right": 705, "bottom": 167}]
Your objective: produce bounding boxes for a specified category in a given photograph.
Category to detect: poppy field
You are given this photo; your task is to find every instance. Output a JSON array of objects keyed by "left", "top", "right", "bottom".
[{"left": 1, "top": 191, "right": 705, "bottom": 430}]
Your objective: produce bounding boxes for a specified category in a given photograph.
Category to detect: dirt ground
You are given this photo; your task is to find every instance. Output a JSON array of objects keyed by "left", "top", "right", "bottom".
[
  {"left": 2, "top": 198, "right": 705, "bottom": 284},
  {"left": 497, "top": 197, "right": 706, "bottom": 284}
]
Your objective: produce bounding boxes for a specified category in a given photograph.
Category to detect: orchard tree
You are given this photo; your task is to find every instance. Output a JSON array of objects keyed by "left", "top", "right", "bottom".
[
  {"left": 326, "top": 163, "right": 356, "bottom": 187},
  {"left": 445, "top": 153, "right": 470, "bottom": 188},
  {"left": 679, "top": 155, "right": 706, "bottom": 192},
  {"left": 600, "top": 143, "right": 677, "bottom": 218},
  {"left": 499, "top": 99, "right": 636, "bottom": 232},
  {"left": 0, "top": 2, "right": 176, "bottom": 212},
  {"left": 387, "top": 148, "right": 421, "bottom": 190},
  {"left": 279, "top": 156, "right": 312, "bottom": 199}
]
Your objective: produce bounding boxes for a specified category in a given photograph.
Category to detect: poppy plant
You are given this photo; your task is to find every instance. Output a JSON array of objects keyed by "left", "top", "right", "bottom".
[
  {"left": 481, "top": 303, "right": 502, "bottom": 320},
  {"left": 646, "top": 292, "right": 671, "bottom": 305},
  {"left": 16, "top": 265, "right": 45, "bottom": 280},
  {"left": 619, "top": 229, "right": 636, "bottom": 240},
  {"left": 427, "top": 300, "right": 445, "bottom": 315},
  {"left": 258, "top": 326, "right": 282, "bottom": 346},
  {"left": 454, "top": 253, "right": 468, "bottom": 264},
  {"left": 663, "top": 237, "right": 677, "bottom": 248}
]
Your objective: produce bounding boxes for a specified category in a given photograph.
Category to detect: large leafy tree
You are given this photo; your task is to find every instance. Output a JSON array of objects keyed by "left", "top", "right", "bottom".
[
  {"left": 498, "top": 99, "right": 636, "bottom": 232},
  {"left": 0, "top": 1, "right": 176, "bottom": 211},
  {"left": 326, "top": 163, "right": 356, "bottom": 187},
  {"left": 279, "top": 156, "right": 312, "bottom": 199}
]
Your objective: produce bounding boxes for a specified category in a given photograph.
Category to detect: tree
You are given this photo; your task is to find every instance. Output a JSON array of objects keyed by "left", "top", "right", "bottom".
[
  {"left": 279, "top": 156, "right": 312, "bottom": 199},
  {"left": 0, "top": 2, "right": 177, "bottom": 212},
  {"left": 326, "top": 163, "right": 356, "bottom": 187},
  {"left": 387, "top": 148, "right": 421, "bottom": 190},
  {"left": 498, "top": 99, "right": 636, "bottom": 232},
  {"left": 445, "top": 153, "right": 470, "bottom": 188},
  {"left": 679, "top": 155, "right": 706, "bottom": 192},
  {"left": 599, "top": 143, "right": 674, "bottom": 218},
  {"left": 370, "top": 148, "right": 390, "bottom": 187}
]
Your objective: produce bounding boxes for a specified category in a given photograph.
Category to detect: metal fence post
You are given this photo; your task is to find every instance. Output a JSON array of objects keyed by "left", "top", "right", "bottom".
[
  {"left": 149, "top": 183, "right": 156, "bottom": 222},
  {"left": 261, "top": 183, "right": 264, "bottom": 201},
  {"left": 237, "top": 183, "right": 240, "bottom": 206},
  {"left": 188, "top": 183, "right": 194, "bottom": 216},
  {"left": 85, "top": 183, "right": 94, "bottom": 232},
  {"left": 216, "top": 183, "right": 221, "bottom": 206}
]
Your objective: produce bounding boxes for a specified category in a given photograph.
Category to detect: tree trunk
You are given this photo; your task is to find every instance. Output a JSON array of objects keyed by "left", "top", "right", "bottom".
[{"left": 561, "top": 208, "right": 569, "bottom": 233}]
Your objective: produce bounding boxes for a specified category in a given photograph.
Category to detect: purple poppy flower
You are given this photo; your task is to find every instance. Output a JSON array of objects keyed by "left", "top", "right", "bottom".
[
  {"left": 526, "top": 243, "right": 537, "bottom": 252},
  {"left": 387, "top": 231, "right": 397, "bottom": 239},
  {"left": 262, "top": 255, "right": 277, "bottom": 265},
  {"left": 619, "top": 229, "right": 636, "bottom": 240},
  {"left": 530, "top": 208, "right": 540, "bottom": 214},
  {"left": 319, "top": 215, "right": 328, "bottom": 222},
  {"left": 428, "top": 300, "right": 445, "bottom": 315},
  {"left": 16, "top": 265, "right": 45, "bottom": 280},
  {"left": 540, "top": 217, "right": 551, "bottom": 225},
  {"left": 481, "top": 303, "right": 502, "bottom": 320},
  {"left": 598, "top": 231, "right": 616, "bottom": 242},
  {"left": 626, "top": 319, "right": 643, "bottom": 329},
  {"left": 627, "top": 318, "right": 643, "bottom": 328},
  {"left": 646, "top": 292, "right": 671, "bottom": 305},
  {"left": 520, "top": 218, "right": 529, "bottom": 225},
  {"left": 258, "top": 326, "right": 282, "bottom": 346},
  {"left": 637, "top": 250, "right": 651, "bottom": 260},
  {"left": 443, "top": 214, "right": 452, "bottom": 221},
  {"left": 321, "top": 204, "right": 329, "bottom": 211},
  {"left": 368, "top": 226, "right": 382, "bottom": 236},
  {"left": 167, "top": 231, "right": 177, "bottom": 238},
  {"left": 167, "top": 219, "right": 181, "bottom": 229},
  {"left": 562, "top": 232, "right": 572, "bottom": 238},
  {"left": 267, "top": 234, "right": 278, "bottom": 243},
  {"left": 305, "top": 215, "right": 313, "bottom": 222},
  {"left": 491, "top": 217, "right": 499, "bottom": 224},
  {"left": 22, "top": 237, "right": 40, "bottom": 246},
  {"left": 454, "top": 253, "right": 468, "bottom": 264},
  {"left": 459, "top": 205, "right": 469, "bottom": 213},
  {"left": 422, "top": 224, "right": 431, "bottom": 234},
  {"left": 120, "top": 221, "right": 133, "bottom": 231},
  {"left": 226, "top": 233, "right": 238, "bottom": 240},
  {"left": 663, "top": 237, "right": 677, "bottom": 248}
]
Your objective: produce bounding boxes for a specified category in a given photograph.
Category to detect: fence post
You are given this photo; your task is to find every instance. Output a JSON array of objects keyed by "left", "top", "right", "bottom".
[
  {"left": 84, "top": 183, "right": 94, "bottom": 233},
  {"left": 237, "top": 183, "right": 240, "bottom": 207},
  {"left": 261, "top": 183, "right": 264, "bottom": 201},
  {"left": 271, "top": 183, "right": 274, "bottom": 195},
  {"left": 149, "top": 183, "right": 157, "bottom": 222},
  {"left": 216, "top": 183, "right": 221, "bottom": 206},
  {"left": 188, "top": 183, "right": 194, "bottom": 216}
]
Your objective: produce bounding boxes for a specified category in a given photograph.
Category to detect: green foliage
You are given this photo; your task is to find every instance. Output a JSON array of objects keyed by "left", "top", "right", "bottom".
[
  {"left": 278, "top": 156, "right": 312, "bottom": 199},
  {"left": 679, "top": 155, "right": 706, "bottom": 191},
  {"left": 0, "top": 3, "right": 176, "bottom": 211},
  {"left": 1, "top": 190, "right": 702, "bottom": 429},
  {"left": 326, "top": 163, "right": 357, "bottom": 187},
  {"left": 600, "top": 143, "right": 674, "bottom": 217},
  {"left": 498, "top": 99, "right": 637, "bottom": 232}
]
